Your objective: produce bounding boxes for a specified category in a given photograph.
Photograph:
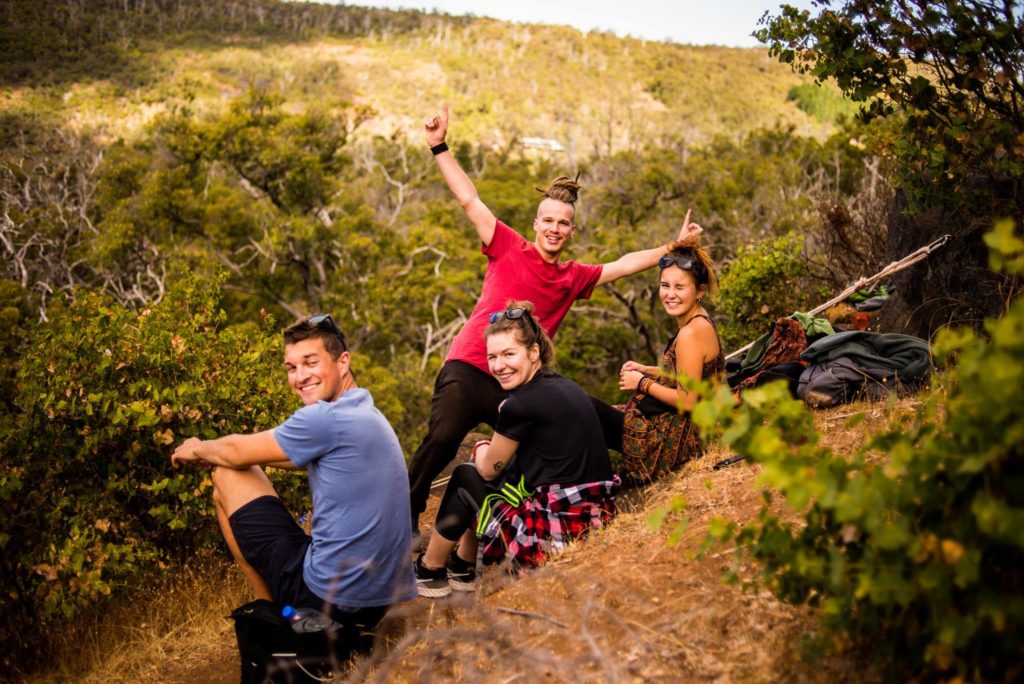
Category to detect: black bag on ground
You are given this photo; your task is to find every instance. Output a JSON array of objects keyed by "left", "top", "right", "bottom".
[{"left": 229, "top": 599, "right": 369, "bottom": 684}]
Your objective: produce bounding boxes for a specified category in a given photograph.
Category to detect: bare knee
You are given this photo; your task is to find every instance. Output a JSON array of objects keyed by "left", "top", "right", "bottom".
[
  {"left": 212, "top": 466, "right": 275, "bottom": 516},
  {"left": 212, "top": 467, "right": 228, "bottom": 507},
  {"left": 211, "top": 465, "right": 235, "bottom": 498}
]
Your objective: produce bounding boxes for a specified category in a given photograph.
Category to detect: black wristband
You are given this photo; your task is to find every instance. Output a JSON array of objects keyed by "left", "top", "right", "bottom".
[{"left": 430, "top": 141, "right": 449, "bottom": 155}]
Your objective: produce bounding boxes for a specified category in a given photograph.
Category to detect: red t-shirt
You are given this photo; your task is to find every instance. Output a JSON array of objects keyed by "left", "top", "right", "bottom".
[{"left": 446, "top": 221, "right": 604, "bottom": 373}]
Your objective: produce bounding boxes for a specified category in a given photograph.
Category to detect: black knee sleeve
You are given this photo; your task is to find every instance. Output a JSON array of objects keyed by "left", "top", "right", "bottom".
[{"left": 434, "top": 464, "right": 488, "bottom": 541}]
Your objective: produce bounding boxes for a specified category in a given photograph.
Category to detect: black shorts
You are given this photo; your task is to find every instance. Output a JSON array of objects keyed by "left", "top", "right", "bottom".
[
  {"left": 229, "top": 496, "right": 389, "bottom": 628},
  {"left": 229, "top": 495, "right": 323, "bottom": 613},
  {"left": 230, "top": 496, "right": 390, "bottom": 663}
]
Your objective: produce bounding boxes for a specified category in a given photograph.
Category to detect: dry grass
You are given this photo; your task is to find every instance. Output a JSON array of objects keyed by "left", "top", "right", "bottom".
[
  {"left": 51, "top": 399, "right": 919, "bottom": 683},
  {"left": 355, "top": 446, "right": 832, "bottom": 680},
  {"left": 26, "top": 552, "right": 249, "bottom": 684},
  {"left": 353, "top": 399, "right": 912, "bottom": 683}
]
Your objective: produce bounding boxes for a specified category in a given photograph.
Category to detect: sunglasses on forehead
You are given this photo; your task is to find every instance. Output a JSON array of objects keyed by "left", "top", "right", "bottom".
[
  {"left": 307, "top": 313, "right": 347, "bottom": 351},
  {"left": 658, "top": 254, "right": 699, "bottom": 271},
  {"left": 488, "top": 307, "right": 540, "bottom": 335}
]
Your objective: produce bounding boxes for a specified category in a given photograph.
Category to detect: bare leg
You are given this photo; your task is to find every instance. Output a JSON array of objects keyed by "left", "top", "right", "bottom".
[
  {"left": 456, "top": 528, "right": 477, "bottom": 564},
  {"left": 212, "top": 466, "right": 277, "bottom": 600},
  {"left": 421, "top": 530, "right": 458, "bottom": 570}
]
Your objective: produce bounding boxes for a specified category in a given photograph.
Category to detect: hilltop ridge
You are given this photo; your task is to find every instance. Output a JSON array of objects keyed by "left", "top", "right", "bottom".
[{"left": 2, "top": 0, "right": 835, "bottom": 154}]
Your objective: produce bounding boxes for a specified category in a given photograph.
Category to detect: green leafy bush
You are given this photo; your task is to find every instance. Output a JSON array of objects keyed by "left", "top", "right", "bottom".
[
  {"left": 0, "top": 273, "right": 301, "bottom": 675},
  {"left": 691, "top": 222, "right": 1024, "bottom": 678},
  {"left": 0, "top": 280, "right": 35, "bottom": 426},
  {"left": 716, "top": 232, "right": 818, "bottom": 351}
]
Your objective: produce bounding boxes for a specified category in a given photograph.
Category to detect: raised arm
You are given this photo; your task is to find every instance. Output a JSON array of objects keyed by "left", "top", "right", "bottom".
[
  {"left": 596, "top": 209, "right": 703, "bottom": 287},
  {"left": 171, "top": 430, "right": 292, "bottom": 470},
  {"left": 426, "top": 105, "right": 498, "bottom": 246}
]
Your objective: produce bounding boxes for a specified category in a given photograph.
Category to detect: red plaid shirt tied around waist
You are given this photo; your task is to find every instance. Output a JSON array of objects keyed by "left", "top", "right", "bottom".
[{"left": 475, "top": 476, "right": 620, "bottom": 568}]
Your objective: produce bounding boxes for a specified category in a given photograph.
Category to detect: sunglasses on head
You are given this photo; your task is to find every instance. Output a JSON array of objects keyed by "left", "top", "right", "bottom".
[
  {"left": 307, "top": 313, "right": 347, "bottom": 351},
  {"left": 489, "top": 307, "right": 540, "bottom": 335},
  {"left": 658, "top": 254, "right": 698, "bottom": 270}
]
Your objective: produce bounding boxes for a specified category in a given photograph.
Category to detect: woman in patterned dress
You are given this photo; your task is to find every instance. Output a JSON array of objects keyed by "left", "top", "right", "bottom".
[{"left": 613, "top": 236, "right": 723, "bottom": 483}]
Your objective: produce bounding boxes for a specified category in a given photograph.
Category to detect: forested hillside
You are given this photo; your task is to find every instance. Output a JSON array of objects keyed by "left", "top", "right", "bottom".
[{"left": 2, "top": 1, "right": 1022, "bottom": 681}]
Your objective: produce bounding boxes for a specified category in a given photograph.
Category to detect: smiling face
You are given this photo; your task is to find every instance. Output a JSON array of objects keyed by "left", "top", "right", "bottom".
[
  {"left": 284, "top": 337, "right": 347, "bottom": 405},
  {"left": 532, "top": 198, "right": 576, "bottom": 260},
  {"left": 486, "top": 330, "right": 542, "bottom": 391},
  {"left": 659, "top": 264, "right": 706, "bottom": 321}
]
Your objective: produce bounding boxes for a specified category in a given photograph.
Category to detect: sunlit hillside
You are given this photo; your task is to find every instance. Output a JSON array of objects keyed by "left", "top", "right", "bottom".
[{"left": 1, "top": 0, "right": 835, "bottom": 154}]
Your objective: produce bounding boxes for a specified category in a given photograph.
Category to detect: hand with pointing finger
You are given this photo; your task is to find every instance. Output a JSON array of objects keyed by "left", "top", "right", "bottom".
[{"left": 669, "top": 208, "right": 703, "bottom": 250}]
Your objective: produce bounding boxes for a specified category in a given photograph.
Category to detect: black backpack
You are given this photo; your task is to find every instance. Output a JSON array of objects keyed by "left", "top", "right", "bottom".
[{"left": 229, "top": 599, "right": 372, "bottom": 683}]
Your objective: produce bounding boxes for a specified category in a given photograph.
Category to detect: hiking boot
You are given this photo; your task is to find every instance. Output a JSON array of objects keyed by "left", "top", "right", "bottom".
[
  {"left": 446, "top": 555, "right": 476, "bottom": 592},
  {"left": 414, "top": 554, "right": 451, "bottom": 598}
]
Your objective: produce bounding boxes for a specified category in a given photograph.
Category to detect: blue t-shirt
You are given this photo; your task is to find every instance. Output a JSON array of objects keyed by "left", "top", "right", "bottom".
[{"left": 273, "top": 388, "right": 416, "bottom": 608}]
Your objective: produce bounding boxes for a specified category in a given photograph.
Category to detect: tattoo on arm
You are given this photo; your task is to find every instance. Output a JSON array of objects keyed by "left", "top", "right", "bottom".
[{"left": 493, "top": 460, "right": 504, "bottom": 473}]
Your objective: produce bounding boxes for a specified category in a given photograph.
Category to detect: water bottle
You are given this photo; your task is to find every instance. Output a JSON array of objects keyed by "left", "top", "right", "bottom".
[{"left": 280, "top": 604, "right": 338, "bottom": 633}]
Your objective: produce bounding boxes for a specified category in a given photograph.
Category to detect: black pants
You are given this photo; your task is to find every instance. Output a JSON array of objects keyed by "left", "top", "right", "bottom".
[
  {"left": 589, "top": 395, "right": 624, "bottom": 454},
  {"left": 408, "top": 361, "right": 506, "bottom": 526}
]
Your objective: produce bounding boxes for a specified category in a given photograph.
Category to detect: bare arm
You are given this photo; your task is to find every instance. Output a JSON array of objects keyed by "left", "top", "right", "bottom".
[
  {"left": 596, "top": 208, "right": 703, "bottom": 287},
  {"left": 596, "top": 245, "right": 672, "bottom": 287},
  {"left": 619, "top": 319, "right": 718, "bottom": 411},
  {"left": 170, "top": 430, "right": 292, "bottom": 470},
  {"left": 265, "top": 459, "right": 302, "bottom": 471},
  {"left": 621, "top": 360, "right": 659, "bottom": 377},
  {"left": 662, "top": 325, "right": 710, "bottom": 411},
  {"left": 426, "top": 105, "right": 498, "bottom": 246},
  {"left": 474, "top": 433, "right": 520, "bottom": 481}
]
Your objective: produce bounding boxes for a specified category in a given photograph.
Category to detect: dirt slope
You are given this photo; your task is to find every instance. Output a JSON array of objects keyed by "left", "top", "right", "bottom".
[{"left": 164, "top": 405, "right": 895, "bottom": 683}]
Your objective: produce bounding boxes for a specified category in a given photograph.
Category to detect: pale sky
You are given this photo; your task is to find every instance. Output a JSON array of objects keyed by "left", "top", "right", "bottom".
[{"left": 346, "top": 0, "right": 822, "bottom": 48}]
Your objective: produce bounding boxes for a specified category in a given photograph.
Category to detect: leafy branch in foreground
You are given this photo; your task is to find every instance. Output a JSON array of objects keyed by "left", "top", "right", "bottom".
[
  {"left": 686, "top": 222, "right": 1024, "bottom": 678},
  {"left": 756, "top": 0, "right": 1024, "bottom": 212}
]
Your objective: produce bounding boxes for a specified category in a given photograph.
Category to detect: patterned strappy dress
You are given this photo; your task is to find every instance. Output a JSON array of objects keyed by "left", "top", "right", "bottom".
[{"left": 620, "top": 314, "right": 724, "bottom": 482}]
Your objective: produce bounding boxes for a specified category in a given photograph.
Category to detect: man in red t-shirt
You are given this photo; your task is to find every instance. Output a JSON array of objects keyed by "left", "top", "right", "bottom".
[{"left": 409, "top": 105, "right": 701, "bottom": 537}]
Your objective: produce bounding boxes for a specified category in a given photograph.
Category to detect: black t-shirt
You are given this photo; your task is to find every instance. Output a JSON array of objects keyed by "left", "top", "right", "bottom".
[{"left": 495, "top": 371, "right": 613, "bottom": 488}]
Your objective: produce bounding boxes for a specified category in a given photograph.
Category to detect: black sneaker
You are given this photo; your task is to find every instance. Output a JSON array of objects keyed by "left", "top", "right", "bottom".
[
  {"left": 446, "top": 554, "right": 476, "bottom": 592},
  {"left": 414, "top": 554, "right": 451, "bottom": 598}
]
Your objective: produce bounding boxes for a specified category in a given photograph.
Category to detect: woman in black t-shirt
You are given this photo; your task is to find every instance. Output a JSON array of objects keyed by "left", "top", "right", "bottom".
[{"left": 413, "top": 300, "right": 619, "bottom": 598}]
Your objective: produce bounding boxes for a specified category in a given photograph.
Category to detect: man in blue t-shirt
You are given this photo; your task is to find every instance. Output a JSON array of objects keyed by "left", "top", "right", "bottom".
[{"left": 171, "top": 314, "right": 416, "bottom": 638}]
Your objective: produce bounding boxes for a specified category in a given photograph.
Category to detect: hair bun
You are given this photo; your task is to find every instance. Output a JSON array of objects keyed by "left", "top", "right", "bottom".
[
  {"left": 668, "top": 234, "right": 701, "bottom": 251},
  {"left": 505, "top": 299, "right": 535, "bottom": 313},
  {"left": 536, "top": 174, "right": 582, "bottom": 205}
]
